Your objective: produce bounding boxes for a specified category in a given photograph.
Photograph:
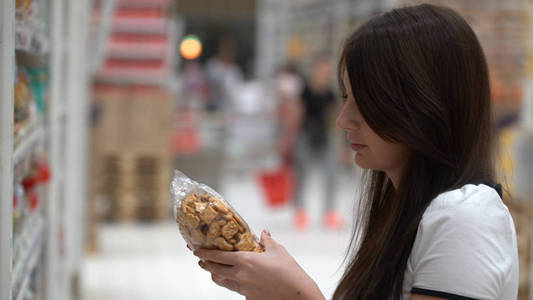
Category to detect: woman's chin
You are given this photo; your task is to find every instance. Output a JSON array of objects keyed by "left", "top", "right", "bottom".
[{"left": 354, "top": 154, "right": 370, "bottom": 169}]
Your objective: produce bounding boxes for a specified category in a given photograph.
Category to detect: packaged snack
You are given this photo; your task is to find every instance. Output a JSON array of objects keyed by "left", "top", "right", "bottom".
[{"left": 170, "top": 171, "right": 264, "bottom": 252}]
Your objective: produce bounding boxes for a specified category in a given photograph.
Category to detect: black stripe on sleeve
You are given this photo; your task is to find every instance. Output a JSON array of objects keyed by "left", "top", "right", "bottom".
[{"left": 411, "top": 288, "right": 480, "bottom": 300}]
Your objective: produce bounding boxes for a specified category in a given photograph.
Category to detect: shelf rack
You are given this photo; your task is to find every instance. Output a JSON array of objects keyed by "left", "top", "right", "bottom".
[{"left": 1, "top": 0, "right": 91, "bottom": 300}]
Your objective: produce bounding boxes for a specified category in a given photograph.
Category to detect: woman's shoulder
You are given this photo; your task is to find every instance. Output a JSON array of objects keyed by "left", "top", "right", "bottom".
[
  {"left": 419, "top": 184, "right": 514, "bottom": 236},
  {"left": 408, "top": 183, "right": 519, "bottom": 299},
  {"left": 414, "top": 183, "right": 516, "bottom": 259},
  {"left": 414, "top": 183, "right": 516, "bottom": 258},
  {"left": 423, "top": 183, "right": 510, "bottom": 221}
]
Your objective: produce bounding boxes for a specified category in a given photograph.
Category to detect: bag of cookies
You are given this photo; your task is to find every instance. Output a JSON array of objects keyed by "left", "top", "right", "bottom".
[{"left": 170, "top": 170, "right": 264, "bottom": 252}]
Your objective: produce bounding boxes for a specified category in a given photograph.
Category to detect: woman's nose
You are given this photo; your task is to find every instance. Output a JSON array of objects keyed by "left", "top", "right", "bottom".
[{"left": 336, "top": 105, "right": 347, "bottom": 130}]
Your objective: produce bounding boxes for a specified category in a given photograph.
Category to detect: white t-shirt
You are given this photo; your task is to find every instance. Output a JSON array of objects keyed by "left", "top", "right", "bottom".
[{"left": 402, "top": 184, "right": 519, "bottom": 300}]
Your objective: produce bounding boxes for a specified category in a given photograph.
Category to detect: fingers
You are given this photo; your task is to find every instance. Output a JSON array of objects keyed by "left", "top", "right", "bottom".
[
  {"left": 211, "top": 273, "right": 240, "bottom": 293},
  {"left": 260, "top": 229, "right": 277, "bottom": 250},
  {"left": 199, "top": 260, "right": 237, "bottom": 278},
  {"left": 201, "top": 261, "right": 242, "bottom": 294},
  {"left": 194, "top": 249, "right": 239, "bottom": 265}
]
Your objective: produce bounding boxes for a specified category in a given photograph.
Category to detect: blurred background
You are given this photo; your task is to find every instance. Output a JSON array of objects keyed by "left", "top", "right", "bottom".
[{"left": 1, "top": 0, "right": 533, "bottom": 299}]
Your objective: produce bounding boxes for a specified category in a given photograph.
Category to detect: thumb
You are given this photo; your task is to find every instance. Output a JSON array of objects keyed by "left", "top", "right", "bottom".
[{"left": 260, "top": 229, "right": 276, "bottom": 250}]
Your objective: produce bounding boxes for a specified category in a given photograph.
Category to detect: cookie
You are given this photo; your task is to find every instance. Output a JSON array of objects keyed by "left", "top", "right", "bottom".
[
  {"left": 214, "top": 237, "right": 234, "bottom": 251},
  {"left": 199, "top": 206, "right": 218, "bottom": 224},
  {"left": 221, "top": 220, "right": 239, "bottom": 240},
  {"left": 233, "top": 214, "right": 247, "bottom": 233},
  {"left": 207, "top": 219, "right": 225, "bottom": 240},
  {"left": 191, "top": 228, "right": 206, "bottom": 242},
  {"left": 212, "top": 198, "right": 229, "bottom": 214},
  {"left": 181, "top": 203, "right": 195, "bottom": 215},
  {"left": 183, "top": 212, "right": 200, "bottom": 228},
  {"left": 195, "top": 201, "right": 207, "bottom": 213},
  {"left": 182, "top": 194, "right": 198, "bottom": 207},
  {"left": 176, "top": 192, "right": 263, "bottom": 253},
  {"left": 178, "top": 223, "right": 191, "bottom": 240},
  {"left": 235, "top": 232, "right": 255, "bottom": 251}
]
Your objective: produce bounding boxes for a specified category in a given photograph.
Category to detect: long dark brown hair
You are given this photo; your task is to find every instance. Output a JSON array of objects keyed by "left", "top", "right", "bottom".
[{"left": 333, "top": 4, "right": 495, "bottom": 299}]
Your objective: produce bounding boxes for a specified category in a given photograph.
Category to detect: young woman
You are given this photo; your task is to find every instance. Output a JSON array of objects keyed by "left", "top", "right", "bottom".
[{"left": 193, "top": 4, "right": 519, "bottom": 299}]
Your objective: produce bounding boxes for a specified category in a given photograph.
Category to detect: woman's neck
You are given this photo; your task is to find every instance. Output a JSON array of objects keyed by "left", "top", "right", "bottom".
[{"left": 386, "top": 163, "right": 406, "bottom": 190}]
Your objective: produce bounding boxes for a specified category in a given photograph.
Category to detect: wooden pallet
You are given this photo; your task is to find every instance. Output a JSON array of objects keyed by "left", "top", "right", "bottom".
[
  {"left": 91, "top": 151, "right": 172, "bottom": 222},
  {"left": 90, "top": 83, "right": 174, "bottom": 223}
]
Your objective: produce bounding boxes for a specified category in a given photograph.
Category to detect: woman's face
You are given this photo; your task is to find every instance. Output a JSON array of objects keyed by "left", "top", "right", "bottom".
[{"left": 336, "top": 71, "right": 409, "bottom": 181}]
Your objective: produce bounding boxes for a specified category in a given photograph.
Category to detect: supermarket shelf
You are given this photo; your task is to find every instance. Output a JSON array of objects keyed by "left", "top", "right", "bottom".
[
  {"left": 13, "top": 152, "right": 32, "bottom": 184},
  {"left": 52, "top": 100, "right": 69, "bottom": 120},
  {"left": 112, "top": 18, "right": 168, "bottom": 34},
  {"left": 12, "top": 213, "right": 43, "bottom": 276},
  {"left": 11, "top": 214, "right": 44, "bottom": 300},
  {"left": 94, "top": 75, "right": 171, "bottom": 87},
  {"left": 59, "top": 104, "right": 69, "bottom": 119},
  {"left": 13, "top": 121, "right": 45, "bottom": 165},
  {"left": 15, "top": 24, "right": 49, "bottom": 56},
  {"left": 106, "top": 44, "right": 168, "bottom": 60},
  {"left": 94, "top": 0, "right": 171, "bottom": 9},
  {"left": 106, "top": 52, "right": 166, "bottom": 59},
  {"left": 3, "top": 1, "right": 92, "bottom": 300},
  {"left": 116, "top": 0, "right": 171, "bottom": 8}
]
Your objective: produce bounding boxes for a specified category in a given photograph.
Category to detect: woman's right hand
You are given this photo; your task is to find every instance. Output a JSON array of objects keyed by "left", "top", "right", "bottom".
[{"left": 194, "top": 230, "right": 325, "bottom": 300}]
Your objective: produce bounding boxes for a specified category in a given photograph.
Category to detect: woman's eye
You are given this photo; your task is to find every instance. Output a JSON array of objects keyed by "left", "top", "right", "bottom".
[{"left": 341, "top": 95, "right": 348, "bottom": 102}]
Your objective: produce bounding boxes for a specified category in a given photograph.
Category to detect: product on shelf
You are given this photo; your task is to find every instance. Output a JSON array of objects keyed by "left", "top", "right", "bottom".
[
  {"left": 22, "top": 158, "right": 51, "bottom": 191},
  {"left": 12, "top": 156, "right": 51, "bottom": 250},
  {"left": 14, "top": 67, "right": 34, "bottom": 135},
  {"left": 24, "top": 264, "right": 43, "bottom": 300},
  {"left": 16, "top": 0, "right": 50, "bottom": 57},
  {"left": 14, "top": 63, "right": 50, "bottom": 138},
  {"left": 171, "top": 171, "right": 264, "bottom": 252},
  {"left": 16, "top": 0, "right": 45, "bottom": 27},
  {"left": 15, "top": 0, "right": 33, "bottom": 15},
  {"left": 26, "top": 67, "right": 49, "bottom": 114},
  {"left": 13, "top": 184, "right": 24, "bottom": 242}
]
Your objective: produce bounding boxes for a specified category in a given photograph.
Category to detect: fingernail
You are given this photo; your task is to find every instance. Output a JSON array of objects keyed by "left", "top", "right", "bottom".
[
  {"left": 198, "top": 260, "right": 205, "bottom": 268},
  {"left": 187, "top": 244, "right": 192, "bottom": 250},
  {"left": 263, "top": 229, "right": 271, "bottom": 237}
]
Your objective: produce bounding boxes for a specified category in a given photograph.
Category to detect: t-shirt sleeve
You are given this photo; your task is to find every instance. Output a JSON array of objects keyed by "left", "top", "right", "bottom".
[{"left": 409, "top": 189, "right": 517, "bottom": 299}]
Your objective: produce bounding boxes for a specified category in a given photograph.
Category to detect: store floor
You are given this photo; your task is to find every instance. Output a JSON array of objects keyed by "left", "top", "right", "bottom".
[{"left": 82, "top": 165, "right": 360, "bottom": 300}]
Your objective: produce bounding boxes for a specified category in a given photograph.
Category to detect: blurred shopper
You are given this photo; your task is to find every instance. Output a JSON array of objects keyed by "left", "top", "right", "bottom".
[
  {"left": 275, "top": 63, "right": 303, "bottom": 163},
  {"left": 293, "top": 53, "right": 344, "bottom": 230},
  {"left": 204, "top": 35, "right": 243, "bottom": 112},
  {"left": 193, "top": 4, "right": 518, "bottom": 300},
  {"left": 252, "top": 63, "right": 303, "bottom": 209},
  {"left": 181, "top": 60, "right": 209, "bottom": 109}
]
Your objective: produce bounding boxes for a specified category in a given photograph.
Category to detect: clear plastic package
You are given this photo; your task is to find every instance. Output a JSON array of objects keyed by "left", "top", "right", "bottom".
[{"left": 170, "top": 170, "right": 264, "bottom": 252}]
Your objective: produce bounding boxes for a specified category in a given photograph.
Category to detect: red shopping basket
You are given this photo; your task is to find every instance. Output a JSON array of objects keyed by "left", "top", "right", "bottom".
[
  {"left": 172, "top": 110, "right": 201, "bottom": 155},
  {"left": 258, "top": 165, "right": 294, "bottom": 208},
  {"left": 172, "top": 126, "right": 200, "bottom": 154}
]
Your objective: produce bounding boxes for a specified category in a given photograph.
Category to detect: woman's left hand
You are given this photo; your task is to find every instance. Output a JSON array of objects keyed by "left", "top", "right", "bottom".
[{"left": 193, "top": 230, "right": 325, "bottom": 300}]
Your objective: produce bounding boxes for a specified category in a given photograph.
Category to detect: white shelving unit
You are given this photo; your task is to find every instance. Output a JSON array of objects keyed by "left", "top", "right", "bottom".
[
  {"left": 0, "top": 2, "right": 16, "bottom": 300},
  {"left": 94, "top": 0, "right": 177, "bottom": 89},
  {"left": 1, "top": 0, "right": 91, "bottom": 300}
]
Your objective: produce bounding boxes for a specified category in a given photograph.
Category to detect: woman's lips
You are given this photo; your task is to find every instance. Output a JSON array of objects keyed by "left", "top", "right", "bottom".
[{"left": 351, "top": 144, "right": 367, "bottom": 152}]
